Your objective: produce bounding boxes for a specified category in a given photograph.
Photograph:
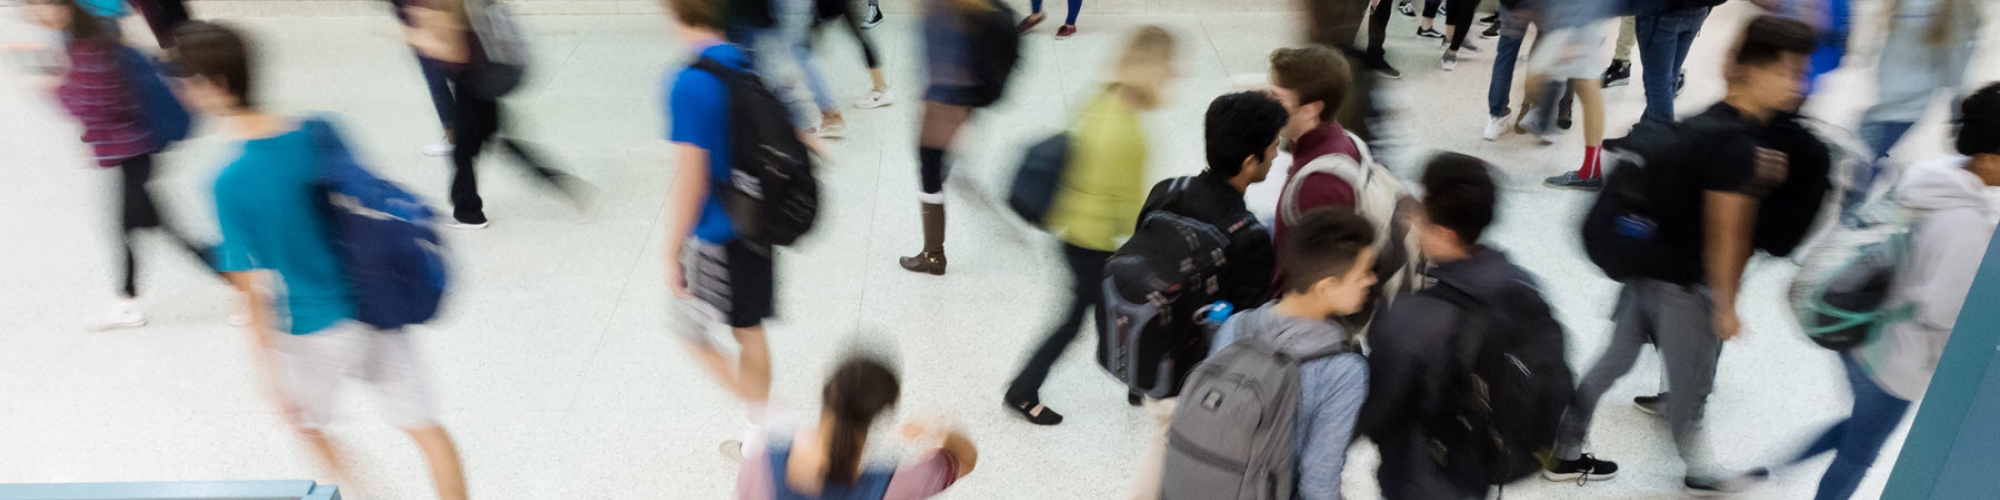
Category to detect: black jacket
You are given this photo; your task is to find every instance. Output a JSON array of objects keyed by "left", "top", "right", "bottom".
[{"left": 1139, "top": 173, "right": 1276, "bottom": 310}]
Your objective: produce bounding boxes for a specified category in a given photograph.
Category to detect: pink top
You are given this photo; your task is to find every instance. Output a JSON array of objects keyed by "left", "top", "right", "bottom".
[
  {"left": 735, "top": 444, "right": 962, "bottom": 500},
  {"left": 55, "top": 40, "right": 152, "bottom": 167}
]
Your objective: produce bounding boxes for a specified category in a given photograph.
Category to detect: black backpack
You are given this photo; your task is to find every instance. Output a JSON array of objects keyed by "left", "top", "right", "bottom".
[
  {"left": 963, "top": 0, "right": 1022, "bottom": 108},
  {"left": 692, "top": 57, "right": 821, "bottom": 247},
  {"left": 1580, "top": 119, "right": 1733, "bottom": 282},
  {"left": 1007, "top": 133, "right": 1071, "bottom": 225},
  {"left": 1098, "top": 177, "right": 1264, "bottom": 399},
  {"left": 1423, "top": 281, "right": 1574, "bottom": 485}
]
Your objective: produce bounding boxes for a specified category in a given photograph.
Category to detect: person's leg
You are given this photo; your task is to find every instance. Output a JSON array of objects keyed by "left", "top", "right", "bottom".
[
  {"left": 448, "top": 93, "right": 501, "bottom": 225},
  {"left": 1646, "top": 280, "right": 1725, "bottom": 480},
  {"left": 416, "top": 53, "right": 456, "bottom": 135},
  {"left": 1005, "top": 243, "right": 1110, "bottom": 417},
  {"left": 1063, "top": 0, "right": 1082, "bottom": 26},
  {"left": 902, "top": 100, "right": 971, "bottom": 273},
  {"left": 1669, "top": 9, "right": 1708, "bottom": 96},
  {"left": 1366, "top": 0, "right": 1392, "bottom": 62},
  {"left": 1488, "top": 8, "right": 1527, "bottom": 119},
  {"left": 1633, "top": 13, "right": 1675, "bottom": 124},
  {"left": 1553, "top": 283, "right": 1651, "bottom": 462},
  {"left": 1125, "top": 397, "right": 1177, "bottom": 499},
  {"left": 1613, "top": 16, "right": 1636, "bottom": 64},
  {"left": 1031, "top": 0, "right": 1045, "bottom": 14},
  {"left": 116, "top": 155, "right": 160, "bottom": 299},
  {"left": 273, "top": 324, "right": 370, "bottom": 487},
  {"left": 1444, "top": 0, "right": 1475, "bottom": 52},
  {"left": 1574, "top": 79, "right": 1605, "bottom": 177},
  {"left": 366, "top": 328, "right": 467, "bottom": 500},
  {"left": 784, "top": 0, "right": 839, "bottom": 120},
  {"left": 1814, "top": 356, "right": 1915, "bottom": 500},
  {"left": 404, "top": 427, "right": 469, "bottom": 500}
]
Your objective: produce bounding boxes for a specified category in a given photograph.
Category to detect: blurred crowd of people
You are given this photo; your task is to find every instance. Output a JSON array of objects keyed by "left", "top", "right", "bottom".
[{"left": 12, "top": 0, "right": 1997, "bottom": 498}]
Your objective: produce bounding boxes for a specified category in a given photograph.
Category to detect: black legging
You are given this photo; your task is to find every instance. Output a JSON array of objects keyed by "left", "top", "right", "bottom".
[
  {"left": 128, "top": 0, "right": 190, "bottom": 49},
  {"left": 1363, "top": 0, "right": 1394, "bottom": 64},
  {"left": 811, "top": 0, "right": 880, "bottom": 68},
  {"left": 1006, "top": 243, "right": 1112, "bottom": 400},
  {"left": 1433, "top": 0, "right": 1477, "bottom": 52},
  {"left": 447, "top": 88, "right": 572, "bottom": 224},
  {"left": 115, "top": 154, "right": 212, "bottom": 297}
]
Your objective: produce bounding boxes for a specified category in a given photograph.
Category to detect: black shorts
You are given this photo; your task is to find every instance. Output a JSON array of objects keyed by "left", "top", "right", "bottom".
[{"left": 687, "top": 238, "right": 775, "bottom": 329}]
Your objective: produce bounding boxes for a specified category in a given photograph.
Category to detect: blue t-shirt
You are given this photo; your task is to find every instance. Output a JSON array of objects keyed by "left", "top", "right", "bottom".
[
  {"left": 666, "top": 43, "right": 751, "bottom": 245},
  {"left": 212, "top": 126, "right": 357, "bottom": 335}
]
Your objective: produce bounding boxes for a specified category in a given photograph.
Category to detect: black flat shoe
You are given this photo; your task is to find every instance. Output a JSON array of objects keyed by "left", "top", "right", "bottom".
[{"left": 1004, "top": 395, "right": 1064, "bottom": 425}]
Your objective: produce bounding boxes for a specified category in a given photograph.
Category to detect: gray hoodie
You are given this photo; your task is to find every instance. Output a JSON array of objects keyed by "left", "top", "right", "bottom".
[
  {"left": 1210, "top": 304, "right": 1369, "bottom": 500},
  {"left": 1855, "top": 157, "right": 1996, "bottom": 400}
]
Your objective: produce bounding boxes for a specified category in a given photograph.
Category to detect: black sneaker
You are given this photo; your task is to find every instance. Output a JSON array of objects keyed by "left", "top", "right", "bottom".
[
  {"left": 1399, "top": 0, "right": 1415, "bottom": 16},
  {"left": 1373, "top": 62, "right": 1403, "bottom": 80},
  {"left": 1481, "top": 22, "right": 1500, "bottom": 38},
  {"left": 1603, "top": 59, "right": 1631, "bottom": 88},
  {"left": 1634, "top": 393, "right": 1667, "bottom": 415},
  {"left": 1545, "top": 454, "right": 1619, "bottom": 482},
  {"left": 1544, "top": 171, "right": 1604, "bottom": 191},
  {"left": 1479, "top": 13, "right": 1499, "bottom": 25},
  {"left": 1417, "top": 27, "right": 1445, "bottom": 39},
  {"left": 1685, "top": 468, "right": 1771, "bottom": 497}
]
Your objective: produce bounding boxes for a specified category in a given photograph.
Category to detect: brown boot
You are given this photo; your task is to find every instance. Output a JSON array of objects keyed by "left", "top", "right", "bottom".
[{"left": 899, "top": 202, "right": 947, "bottom": 275}]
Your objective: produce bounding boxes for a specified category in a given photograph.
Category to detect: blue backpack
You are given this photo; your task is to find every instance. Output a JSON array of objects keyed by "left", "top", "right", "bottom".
[
  {"left": 116, "top": 46, "right": 194, "bottom": 152},
  {"left": 302, "top": 117, "right": 449, "bottom": 329}
]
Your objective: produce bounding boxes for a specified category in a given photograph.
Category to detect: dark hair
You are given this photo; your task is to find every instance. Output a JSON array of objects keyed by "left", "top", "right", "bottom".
[
  {"left": 1420, "top": 153, "right": 1498, "bottom": 245},
  {"left": 1269, "top": 45, "right": 1350, "bottom": 122},
  {"left": 1735, "top": 16, "right": 1817, "bottom": 68},
  {"left": 168, "top": 21, "right": 257, "bottom": 109},
  {"left": 1204, "top": 92, "right": 1289, "bottom": 177},
  {"left": 1957, "top": 83, "right": 2000, "bottom": 157},
  {"left": 822, "top": 356, "right": 900, "bottom": 485},
  {"left": 37, "top": 0, "right": 110, "bottom": 43},
  {"left": 666, "top": 0, "right": 724, "bottom": 30},
  {"left": 1281, "top": 207, "right": 1376, "bottom": 295}
]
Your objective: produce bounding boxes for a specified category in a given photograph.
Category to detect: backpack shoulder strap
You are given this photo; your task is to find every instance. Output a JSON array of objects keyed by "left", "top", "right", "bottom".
[
  {"left": 690, "top": 56, "right": 746, "bottom": 81},
  {"left": 1343, "top": 129, "right": 1376, "bottom": 167},
  {"left": 1282, "top": 154, "right": 1362, "bottom": 222}
]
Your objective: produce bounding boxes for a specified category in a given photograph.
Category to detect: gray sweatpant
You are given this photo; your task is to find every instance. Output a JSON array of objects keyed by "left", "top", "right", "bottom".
[{"left": 1554, "top": 278, "right": 1724, "bottom": 479}]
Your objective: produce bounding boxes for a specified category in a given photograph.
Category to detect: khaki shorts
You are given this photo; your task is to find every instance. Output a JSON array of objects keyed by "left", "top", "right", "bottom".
[
  {"left": 275, "top": 321, "right": 439, "bottom": 430},
  {"left": 1528, "top": 24, "right": 1613, "bottom": 81}
]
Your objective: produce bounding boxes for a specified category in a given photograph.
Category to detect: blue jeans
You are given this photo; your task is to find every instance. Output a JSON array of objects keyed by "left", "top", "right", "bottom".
[
  {"left": 1839, "top": 121, "right": 1916, "bottom": 221},
  {"left": 1792, "top": 355, "right": 1913, "bottom": 500},
  {"left": 1487, "top": 6, "right": 1530, "bottom": 118},
  {"left": 1634, "top": 7, "right": 1709, "bottom": 124},
  {"left": 416, "top": 52, "right": 456, "bottom": 129},
  {"left": 782, "top": 0, "right": 837, "bottom": 113},
  {"left": 1030, "top": 0, "right": 1083, "bottom": 25}
]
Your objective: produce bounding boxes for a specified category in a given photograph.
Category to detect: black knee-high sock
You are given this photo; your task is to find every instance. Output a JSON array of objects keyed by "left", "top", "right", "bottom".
[{"left": 919, "top": 147, "right": 947, "bottom": 196}]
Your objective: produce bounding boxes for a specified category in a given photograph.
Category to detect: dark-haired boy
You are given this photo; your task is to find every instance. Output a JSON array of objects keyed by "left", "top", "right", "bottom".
[
  {"left": 1194, "top": 207, "right": 1377, "bottom": 500},
  {"left": 1548, "top": 16, "right": 1828, "bottom": 495},
  {"left": 170, "top": 21, "right": 468, "bottom": 500},
  {"left": 1359, "top": 153, "right": 1548, "bottom": 500}
]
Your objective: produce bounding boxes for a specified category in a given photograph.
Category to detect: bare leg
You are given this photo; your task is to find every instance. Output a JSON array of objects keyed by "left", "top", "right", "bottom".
[
  {"left": 1574, "top": 78, "right": 1604, "bottom": 147},
  {"left": 920, "top": 101, "right": 972, "bottom": 149},
  {"left": 404, "top": 425, "right": 469, "bottom": 500},
  {"left": 297, "top": 430, "right": 356, "bottom": 488},
  {"left": 734, "top": 326, "right": 771, "bottom": 405},
  {"left": 869, "top": 68, "right": 888, "bottom": 92}
]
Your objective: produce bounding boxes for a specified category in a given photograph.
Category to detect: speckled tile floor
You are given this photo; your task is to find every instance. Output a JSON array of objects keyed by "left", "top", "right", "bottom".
[{"left": 2, "top": 1, "right": 1995, "bottom": 498}]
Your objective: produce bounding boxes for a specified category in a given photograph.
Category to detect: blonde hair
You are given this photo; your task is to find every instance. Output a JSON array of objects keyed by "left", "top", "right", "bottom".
[{"left": 1111, "top": 26, "right": 1177, "bottom": 109}]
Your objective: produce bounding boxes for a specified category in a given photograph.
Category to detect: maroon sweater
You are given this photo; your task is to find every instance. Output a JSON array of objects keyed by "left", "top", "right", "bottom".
[
  {"left": 1271, "top": 121, "right": 1362, "bottom": 287},
  {"left": 56, "top": 41, "right": 152, "bottom": 167}
]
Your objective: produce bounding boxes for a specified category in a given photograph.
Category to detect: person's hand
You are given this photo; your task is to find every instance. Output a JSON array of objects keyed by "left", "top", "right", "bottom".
[
  {"left": 665, "top": 256, "right": 691, "bottom": 299},
  {"left": 1748, "top": 146, "right": 1790, "bottom": 196},
  {"left": 1714, "top": 307, "right": 1742, "bottom": 341}
]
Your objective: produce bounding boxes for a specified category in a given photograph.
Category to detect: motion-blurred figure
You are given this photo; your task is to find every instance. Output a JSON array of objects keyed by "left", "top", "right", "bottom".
[
  {"left": 171, "top": 21, "right": 469, "bottom": 500},
  {"left": 896, "top": 0, "right": 1019, "bottom": 275},
  {"left": 1844, "top": 0, "right": 1983, "bottom": 219},
  {"left": 734, "top": 356, "right": 980, "bottom": 499},
  {"left": 17, "top": 0, "right": 215, "bottom": 330},
  {"left": 1528, "top": 0, "right": 1614, "bottom": 190}
]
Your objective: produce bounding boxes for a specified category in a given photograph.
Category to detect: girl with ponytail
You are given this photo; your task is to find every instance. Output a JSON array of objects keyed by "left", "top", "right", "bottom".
[{"left": 735, "top": 356, "right": 979, "bottom": 499}]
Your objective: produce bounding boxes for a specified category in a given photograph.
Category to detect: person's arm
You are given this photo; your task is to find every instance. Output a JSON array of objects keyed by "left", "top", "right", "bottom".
[
  {"left": 1296, "top": 358, "right": 1368, "bottom": 500},
  {"left": 664, "top": 145, "right": 708, "bottom": 298},
  {"left": 882, "top": 424, "right": 979, "bottom": 500},
  {"left": 1702, "top": 190, "right": 1758, "bottom": 340},
  {"left": 1293, "top": 172, "right": 1357, "bottom": 214}
]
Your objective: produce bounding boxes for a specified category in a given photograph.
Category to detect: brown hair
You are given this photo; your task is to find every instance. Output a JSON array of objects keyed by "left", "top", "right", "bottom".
[
  {"left": 665, "top": 0, "right": 723, "bottom": 30},
  {"left": 1280, "top": 207, "right": 1376, "bottom": 295},
  {"left": 168, "top": 21, "right": 257, "bottom": 109},
  {"left": 822, "top": 356, "right": 900, "bottom": 485},
  {"left": 36, "top": 0, "right": 111, "bottom": 44},
  {"left": 1112, "top": 26, "right": 1177, "bottom": 109},
  {"left": 1268, "top": 45, "right": 1350, "bottom": 122}
]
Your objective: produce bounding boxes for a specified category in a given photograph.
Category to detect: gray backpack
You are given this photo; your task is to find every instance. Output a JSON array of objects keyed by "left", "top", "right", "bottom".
[{"left": 1159, "top": 333, "right": 1350, "bottom": 499}]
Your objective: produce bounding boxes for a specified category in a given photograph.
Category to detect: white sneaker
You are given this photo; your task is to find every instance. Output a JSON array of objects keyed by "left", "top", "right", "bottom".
[
  {"left": 815, "top": 120, "right": 847, "bottom": 139},
  {"left": 86, "top": 299, "right": 146, "bottom": 331},
  {"left": 423, "top": 136, "right": 453, "bottom": 157},
  {"left": 860, "top": 5, "right": 883, "bottom": 29},
  {"left": 1483, "top": 116, "right": 1508, "bottom": 141},
  {"left": 856, "top": 88, "right": 893, "bottom": 109}
]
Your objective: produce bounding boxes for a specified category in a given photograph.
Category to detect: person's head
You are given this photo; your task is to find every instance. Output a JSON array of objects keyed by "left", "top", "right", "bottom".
[
  {"left": 663, "top": 0, "right": 723, "bottom": 39},
  {"left": 1111, "top": 26, "right": 1179, "bottom": 110},
  {"left": 1279, "top": 208, "right": 1378, "bottom": 317},
  {"left": 1203, "top": 92, "right": 1289, "bottom": 188},
  {"left": 1417, "top": 153, "right": 1498, "bottom": 261},
  {"left": 25, "top": 0, "right": 106, "bottom": 42},
  {"left": 1267, "top": 45, "right": 1350, "bottom": 140},
  {"left": 1726, "top": 16, "right": 1816, "bottom": 114},
  {"left": 1958, "top": 82, "right": 2000, "bottom": 186},
  {"left": 168, "top": 21, "right": 257, "bottom": 115},
  {"left": 821, "top": 356, "right": 901, "bottom": 485}
]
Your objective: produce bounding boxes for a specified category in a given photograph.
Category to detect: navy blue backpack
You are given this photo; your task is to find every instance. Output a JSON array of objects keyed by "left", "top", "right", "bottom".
[
  {"left": 302, "top": 117, "right": 449, "bottom": 329},
  {"left": 116, "top": 46, "right": 193, "bottom": 152}
]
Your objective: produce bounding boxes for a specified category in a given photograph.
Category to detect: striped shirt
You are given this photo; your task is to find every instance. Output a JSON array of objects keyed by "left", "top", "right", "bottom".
[{"left": 56, "top": 40, "right": 153, "bottom": 167}]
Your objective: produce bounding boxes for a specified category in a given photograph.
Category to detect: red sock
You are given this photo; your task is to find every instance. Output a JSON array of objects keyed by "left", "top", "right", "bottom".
[{"left": 1579, "top": 146, "right": 1603, "bottom": 179}]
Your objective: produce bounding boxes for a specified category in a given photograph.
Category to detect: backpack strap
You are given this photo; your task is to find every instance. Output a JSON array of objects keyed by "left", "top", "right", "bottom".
[
  {"left": 1281, "top": 154, "right": 1363, "bottom": 223},
  {"left": 690, "top": 55, "right": 749, "bottom": 81}
]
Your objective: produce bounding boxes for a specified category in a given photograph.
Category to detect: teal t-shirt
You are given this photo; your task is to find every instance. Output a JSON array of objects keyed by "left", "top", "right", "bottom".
[{"left": 212, "top": 126, "right": 356, "bottom": 335}]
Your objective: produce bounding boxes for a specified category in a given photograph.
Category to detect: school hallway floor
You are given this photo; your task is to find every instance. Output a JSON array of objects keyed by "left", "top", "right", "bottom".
[{"left": 3, "top": 1, "right": 1997, "bottom": 498}]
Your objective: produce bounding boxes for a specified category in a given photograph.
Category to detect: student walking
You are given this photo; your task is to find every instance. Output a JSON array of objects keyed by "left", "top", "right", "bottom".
[
  {"left": 1265, "top": 46, "right": 1361, "bottom": 280},
  {"left": 1845, "top": 0, "right": 1982, "bottom": 218},
  {"left": 1526, "top": 0, "right": 1614, "bottom": 190},
  {"left": 808, "top": 0, "right": 894, "bottom": 110},
  {"left": 387, "top": 0, "right": 460, "bottom": 156},
  {"left": 1002, "top": 27, "right": 1176, "bottom": 425},
  {"left": 1483, "top": 0, "right": 1574, "bottom": 143},
  {"left": 897, "top": 0, "right": 1018, "bottom": 275},
  {"left": 1121, "top": 91, "right": 1288, "bottom": 499},
  {"left": 25, "top": 0, "right": 213, "bottom": 330},
  {"left": 407, "top": 0, "right": 582, "bottom": 228},
  {"left": 1626, "top": 0, "right": 1715, "bottom": 124},
  {"left": 1422, "top": 0, "right": 1479, "bottom": 71},
  {"left": 1781, "top": 83, "right": 2000, "bottom": 500},
  {"left": 735, "top": 356, "right": 979, "bottom": 499},
  {"left": 662, "top": 0, "right": 780, "bottom": 452},
  {"left": 1014, "top": 0, "right": 1081, "bottom": 39},
  {"left": 1156, "top": 207, "right": 1375, "bottom": 500},
  {"left": 1552, "top": 16, "right": 1828, "bottom": 495},
  {"left": 170, "top": 21, "right": 468, "bottom": 500}
]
